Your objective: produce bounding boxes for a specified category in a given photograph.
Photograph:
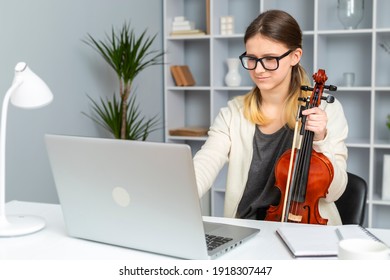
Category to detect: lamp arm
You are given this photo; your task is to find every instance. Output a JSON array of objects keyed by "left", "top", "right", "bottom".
[{"left": 0, "top": 80, "right": 23, "bottom": 223}]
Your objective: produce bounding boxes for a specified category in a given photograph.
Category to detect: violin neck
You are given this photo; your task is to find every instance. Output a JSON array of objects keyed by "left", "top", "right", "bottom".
[{"left": 289, "top": 125, "right": 314, "bottom": 202}]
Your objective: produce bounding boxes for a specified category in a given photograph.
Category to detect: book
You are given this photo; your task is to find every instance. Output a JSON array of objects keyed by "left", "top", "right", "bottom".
[
  {"left": 180, "top": 65, "right": 195, "bottom": 86},
  {"left": 276, "top": 224, "right": 385, "bottom": 258},
  {"left": 172, "top": 21, "right": 195, "bottom": 31},
  {"left": 175, "top": 65, "right": 188, "bottom": 86},
  {"left": 170, "top": 29, "right": 206, "bottom": 36},
  {"left": 173, "top": 16, "right": 186, "bottom": 22},
  {"left": 169, "top": 127, "right": 208, "bottom": 137},
  {"left": 170, "top": 65, "right": 184, "bottom": 86},
  {"left": 170, "top": 65, "right": 196, "bottom": 86},
  {"left": 172, "top": 20, "right": 193, "bottom": 27}
]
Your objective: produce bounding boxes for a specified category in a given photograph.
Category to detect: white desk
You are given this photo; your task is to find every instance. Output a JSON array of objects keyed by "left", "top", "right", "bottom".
[{"left": 2, "top": 201, "right": 390, "bottom": 260}]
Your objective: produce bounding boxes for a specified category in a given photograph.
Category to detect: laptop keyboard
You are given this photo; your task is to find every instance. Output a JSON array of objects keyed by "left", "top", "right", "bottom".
[{"left": 205, "top": 234, "right": 233, "bottom": 251}]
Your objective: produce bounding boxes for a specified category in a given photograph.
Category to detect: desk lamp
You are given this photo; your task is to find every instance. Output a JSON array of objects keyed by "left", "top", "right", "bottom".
[{"left": 0, "top": 62, "right": 53, "bottom": 237}]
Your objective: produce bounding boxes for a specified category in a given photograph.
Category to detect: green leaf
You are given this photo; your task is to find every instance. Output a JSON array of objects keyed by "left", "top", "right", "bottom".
[
  {"left": 387, "top": 114, "right": 390, "bottom": 130},
  {"left": 83, "top": 94, "right": 160, "bottom": 140}
]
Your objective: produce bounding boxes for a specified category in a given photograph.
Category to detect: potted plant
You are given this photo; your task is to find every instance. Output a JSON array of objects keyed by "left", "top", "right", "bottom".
[
  {"left": 83, "top": 22, "right": 164, "bottom": 140},
  {"left": 387, "top": 115, "right": 390, "bottom": 131}
]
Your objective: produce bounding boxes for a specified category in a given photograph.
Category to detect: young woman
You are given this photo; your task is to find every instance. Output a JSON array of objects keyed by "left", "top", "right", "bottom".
[{"left": 193, "top": 10, "right": 348, "bottom": 225}]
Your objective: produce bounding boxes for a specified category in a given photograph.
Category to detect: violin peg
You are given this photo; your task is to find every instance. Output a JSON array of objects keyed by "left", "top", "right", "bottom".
[
  {"left": 321, "top": 95, "right": 335, "bottom": 103},
  {"left": 301, "top": 85, "right": 314, "bottom": 91},
  {"left": 325, "top": 85, "right": 337, "bottom": 91},
  {"left": 327, "top": 95, "right": 335, "bottom": 103}
]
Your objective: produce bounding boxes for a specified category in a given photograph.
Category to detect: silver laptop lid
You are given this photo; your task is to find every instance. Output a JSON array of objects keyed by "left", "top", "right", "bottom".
[{"left": 45, "top": 134, "right": 209, "bottom": 259}]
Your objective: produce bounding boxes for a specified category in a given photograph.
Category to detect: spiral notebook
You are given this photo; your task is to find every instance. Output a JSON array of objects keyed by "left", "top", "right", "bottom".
[{"left": 276, "top": 224, "right": 384, "bottom": 258}]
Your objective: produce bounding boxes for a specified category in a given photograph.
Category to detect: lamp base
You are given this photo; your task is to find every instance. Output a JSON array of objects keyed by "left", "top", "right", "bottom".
[{"left": 0, "top": 215, "right": 45, "bottom": 237}]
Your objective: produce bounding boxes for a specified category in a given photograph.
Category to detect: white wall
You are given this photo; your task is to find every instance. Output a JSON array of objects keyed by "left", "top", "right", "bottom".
[{"left": 0, "top": 0, "right": 164, "bottom": 203}]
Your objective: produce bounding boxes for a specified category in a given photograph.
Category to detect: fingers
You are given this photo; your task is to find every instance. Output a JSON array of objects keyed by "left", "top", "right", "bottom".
[{"left": 302, "top": 107, "right": 328, "bottom": 141}]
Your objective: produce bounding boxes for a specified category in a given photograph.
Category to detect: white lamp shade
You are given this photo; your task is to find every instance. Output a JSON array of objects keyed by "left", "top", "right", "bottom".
[{"left": 10, "top": 62, "right": 53, "bottom": 109}]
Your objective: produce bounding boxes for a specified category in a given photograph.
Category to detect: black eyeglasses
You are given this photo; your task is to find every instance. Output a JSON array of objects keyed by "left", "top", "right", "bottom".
[{"left": 239, "top": 49, "right": 293, "bottom": 71}]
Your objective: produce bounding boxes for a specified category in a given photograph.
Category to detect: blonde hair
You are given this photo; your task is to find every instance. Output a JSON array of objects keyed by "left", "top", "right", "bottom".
[
  {"left": 243, "top": 65, "right": 311, "bottom": 129},
  {"left": 242, "top": 10, "right": 311, "bottom": 129}
]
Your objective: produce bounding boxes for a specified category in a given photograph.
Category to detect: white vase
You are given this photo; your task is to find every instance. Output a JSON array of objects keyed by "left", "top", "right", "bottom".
[
  {"left": 224, "top": 58, "right": 241, "bottom": 87},
  {"left": 382, "top": 155, "right": 390, "bottom": 200}
]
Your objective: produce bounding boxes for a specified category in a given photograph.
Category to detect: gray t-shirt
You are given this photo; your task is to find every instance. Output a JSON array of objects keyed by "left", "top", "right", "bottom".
[{"left": 237, "top": 125, "right": 294, "bottom": 220}]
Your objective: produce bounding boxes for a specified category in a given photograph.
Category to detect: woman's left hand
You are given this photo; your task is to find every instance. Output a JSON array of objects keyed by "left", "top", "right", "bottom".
[{"left": 301, "top": 107, "right": 327, "bottom": 141}]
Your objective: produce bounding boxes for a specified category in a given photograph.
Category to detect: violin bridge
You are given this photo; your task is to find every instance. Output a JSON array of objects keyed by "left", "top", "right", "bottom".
[{"left": 287, "top": 213, "right": 302, "bottom": 223}]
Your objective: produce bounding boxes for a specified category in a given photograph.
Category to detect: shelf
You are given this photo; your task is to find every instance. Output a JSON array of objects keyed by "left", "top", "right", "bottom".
[
  {"left": 371, "top": 198, "right": 390, "bottom": 206},
  {"left": 167, "top": 35, "right": 210, "bottom": 40},
  {"left": 167, "top": 86, "right": 211, "bottom": 91},
  {"left": 376, "top": 28, "right": 390, "bottom": 33},
  {"left": 163, "top": 0, "right": 390, "bottom": 228},
  {"left": 345, "top": 140, "right": 371, "bottom": 148},
  {"left": 317, "top": 29, "right": 373, "bottom": 35},
  {"left": 374, "top": 141, "right": 390, "bottom": 148},
  {"left": 167, "top": 135, "right": 208, "bottom": 142},
  {"left": 335, "top": 87, "right": 372, "bottom": 91},
  {"left": 213, "top": 34, "right": 245, "bottom": 39}
]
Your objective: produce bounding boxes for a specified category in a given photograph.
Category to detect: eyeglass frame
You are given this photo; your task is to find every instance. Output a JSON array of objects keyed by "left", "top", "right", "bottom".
[{"left": 239, "top": 49, "right": 293, "bottom": 71}]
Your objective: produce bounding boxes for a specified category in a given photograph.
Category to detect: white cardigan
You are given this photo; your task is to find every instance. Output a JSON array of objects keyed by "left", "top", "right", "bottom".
[{"left": 193, "top": 95, "right": 348, "bottom": 225}]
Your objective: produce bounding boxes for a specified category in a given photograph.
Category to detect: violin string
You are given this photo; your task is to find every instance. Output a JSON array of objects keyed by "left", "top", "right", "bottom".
[
  {"left": 287, "top": 106, "right": 303, "bottom": 220},
  {"left": 289, "top": 87, "right": 321, "bottom": 222},
  {"left": 292, "top": 121, "right": 311, "bottom": 218},
  {"left": 289, "top": 100, "right": 309, "bottom": 219}
]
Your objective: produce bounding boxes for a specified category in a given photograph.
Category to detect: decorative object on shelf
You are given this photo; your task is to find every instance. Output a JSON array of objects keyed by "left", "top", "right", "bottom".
[
  {"left": 382, "top": 155, "right": 390, "bottom": 200},
  {"left": 387, "top": 114, "right": 390, "bottom": 133},
  {"left": 343, "top": 72, "right": 355, "bottom": 86},
  {"left": 220, "top": 16, "right": 234, "bottom": 35},
  {"left": 379, "top": 40, "right": 390, "bottom": 54},
  {"left": 337, "top": 0, "right": 364, "bottom": 29},
  {"left": 169, "top": 127, "right": 208, "bottom": 137},
  {"left": 83, "top": 22, "right": 164, "bottom": 140},
  {"left": 0, "top": 62, "right": 53, "bottom": 237},
  {"left": 170, "top": 65, "right": 196, "bottom": 86},
  {"left": 224, "top": 58, "right": 241, "bottom": 87},
  {"left": 170, "top": 16, "right": 205, "bottom": 36}
]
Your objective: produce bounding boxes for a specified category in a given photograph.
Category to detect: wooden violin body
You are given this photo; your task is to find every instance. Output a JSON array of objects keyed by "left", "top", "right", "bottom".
[
  {"left": 266, "top": 149, "right": 334, "bottom": 224},
  {"left": 265, "top": 69, "right": 337, "bottom": 225}
]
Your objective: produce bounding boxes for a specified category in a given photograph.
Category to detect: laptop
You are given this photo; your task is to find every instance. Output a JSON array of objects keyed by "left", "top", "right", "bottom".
[{"left": 45, "top": 134, "right": 259, "bottom": 259}]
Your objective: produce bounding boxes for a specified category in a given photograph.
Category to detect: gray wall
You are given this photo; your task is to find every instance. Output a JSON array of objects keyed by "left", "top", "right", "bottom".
[{"left": 0, "top": 0, "right": 164, "bottom": 203}]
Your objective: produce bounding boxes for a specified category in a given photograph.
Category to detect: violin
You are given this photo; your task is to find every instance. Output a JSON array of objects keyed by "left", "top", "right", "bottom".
[{"left": 265, "top": 69, "right": 337, "bottom": 225}]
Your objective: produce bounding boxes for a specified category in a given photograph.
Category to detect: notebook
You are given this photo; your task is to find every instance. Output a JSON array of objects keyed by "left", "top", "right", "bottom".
[
  {"left": 276, "top": 224, "right": 385, "bottom": 258},
  {"left": 44, "top": 134, "right": 259, "bottom": 259}
]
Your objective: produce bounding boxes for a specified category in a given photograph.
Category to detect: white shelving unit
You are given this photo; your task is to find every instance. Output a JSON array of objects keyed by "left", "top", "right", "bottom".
[{"left": 163, "top": 0, "right": 390, "bottom": 228}]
